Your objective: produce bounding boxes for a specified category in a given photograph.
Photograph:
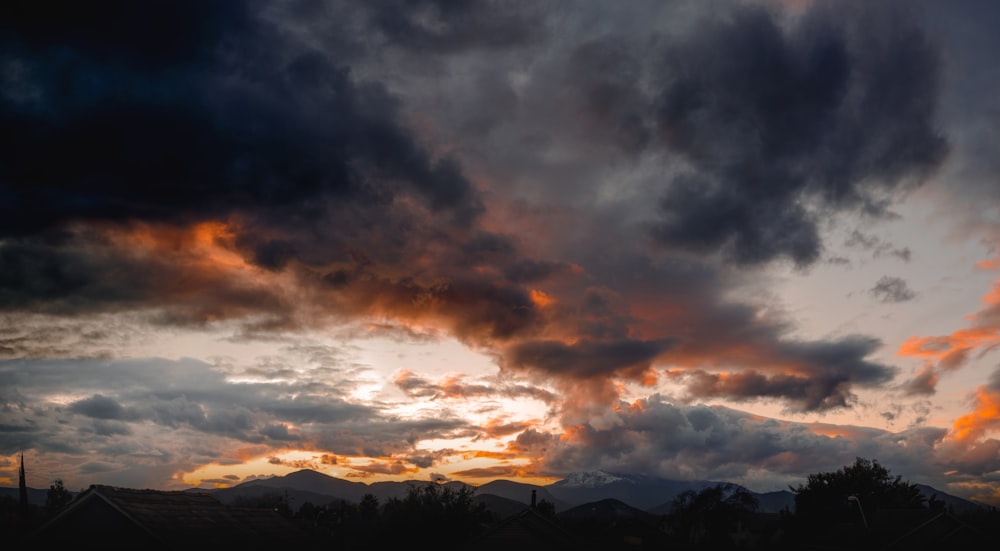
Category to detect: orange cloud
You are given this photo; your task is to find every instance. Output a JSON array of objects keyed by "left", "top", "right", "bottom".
[
  {"left": 72, "top": 219, "right": 304, "bottom": 328},
  {"left": 975, "top": 257, "right": 999, "bottom": 271},
  {"left": 109, "top": 220, "right": 248, "bottom": 272},
  {"left": 438, "top": 374, "right": 481, "bottom": 399},
  {"left": 479, "top": 418, "right": 538, "bottom": 439},
  {"left": 949, "top": 385, "right": 1000, "bottom": 444},
  {"left": 348, "top": 460, "right": 419, "bottom": 477},
  {"left": 530, "top": 289, "right": 555, "bottom": 307},
  {"left": 467, "top": 450, "right": 516, "bottom": 461},
  {"left": 559, "top": 424, "right": 589, "bottom": 444},
  {"left": 898, "top": 275, "right": 1000, "bottom": 392},
  {"left": 898, "top": 328, "right": 1000, "bottom": 363},
  {"left": 806, "top": 423, "right": 874, "bottom": 440},
  {"left": 506, "top": 428, "right": 559, "bottom": 457},
  {"left": 451, "top": 465, "right": 543, "bottom": 480}
]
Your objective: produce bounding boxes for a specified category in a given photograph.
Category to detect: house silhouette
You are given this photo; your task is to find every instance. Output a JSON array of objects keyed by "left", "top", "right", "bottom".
[{"left": 22, "top": 484, "right": 317, "bottom": 548}]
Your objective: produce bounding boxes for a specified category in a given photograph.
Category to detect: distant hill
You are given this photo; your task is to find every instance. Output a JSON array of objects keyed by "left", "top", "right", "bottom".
[
  {"left": 546, "top": 471, "right": 727, "bottom": 511},
  {"left": 232, "top": 468, "right": 370, "bottom": 502},
  {"left": 755, "top": 490, "right": 795, "bottom": 513},
  {"left": 558, "top": 497, "right": 652, "bottom": 520},
  {"left": 473, "top": 492, "right": 532, "bottom": 519},
  {"left": 0, "top": 486, "right": 53, "bottom": 507},
  {"left": 915, "top": 483, "right": 984, "bottom": 515},
  {"left": 475, "top": 478, "right": 572, "bottom": 512},
  {"left": 208, "top": 481, "right": 351, "bottom": 509},
  {"left": 208, "top": 469, "right": 487, "bottom": 511}
]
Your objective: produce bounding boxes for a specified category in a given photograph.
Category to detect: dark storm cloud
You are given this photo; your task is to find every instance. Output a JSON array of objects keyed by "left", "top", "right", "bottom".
[
  {"left": 564, "top": 35, "right": 652, "bottom": 155},
  {"left": 502, "top": 258, "right": 578, "bottom": 284},
  {"left": 0, "top": 0, "right": 247, "bottom": 71},
  {"left": 358, "top": 0, "right": 544, "bottom": 53},
  {"left": 0, "top": 231, "right": 290, "bottom": 320},
  {"left": 675, "top": 369, "right": 860, "bottom": 412},
  {"left": 870, "top": 275, "right": 917, "bottom": 303},
  {"left": 319, "top": 269, "right": 544, "bottom": 342},
  {"left": 914, "top": 0, "right": 1000, "bottom": 221},
  {"left": 649, "top": 0, "right": 947, "bottom": 266},
  {"left": 260, "top": 424, "right": 297, "bottom": 441},
  {"left": 0, "top": 0, "right": 563, "bottom": 339},
  {"left": 571, "top": 250, "right": 898, "bottom": 411},
  {"left": 669, "top": 336, "right": 895, "bottom": 412},
  {"left": 504, "top": 337, "right": 675, "bottom": 379},
  {"left": 0, "top": 0, "right": 482, "bottom": 237}
]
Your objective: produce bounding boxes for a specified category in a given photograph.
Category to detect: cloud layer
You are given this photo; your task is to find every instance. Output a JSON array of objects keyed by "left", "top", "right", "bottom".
[{"left": 2, "top": 0, "right": 999, "bottom": 503}]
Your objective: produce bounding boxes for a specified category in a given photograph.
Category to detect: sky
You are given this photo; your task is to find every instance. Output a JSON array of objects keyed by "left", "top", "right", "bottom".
[{"left": 2, "top": 0, "right": 1000, "bottom": 505}]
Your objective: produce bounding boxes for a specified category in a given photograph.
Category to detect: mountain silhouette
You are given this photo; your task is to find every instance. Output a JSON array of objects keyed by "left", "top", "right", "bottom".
[
  {"left": 202, "top": 469, "right": 787, "bottom": 515},
  {"left": 547, "top": 471, "right": 728, "bottom": 511},
  {"left": 5, "top": 468, "right": 985, "bottom": 518},
  {"left": 475, "top": 478, "right": 571, "bottom": 511},
  {"left": 558, "top": 497, "right": 652, "bottom": 520}
]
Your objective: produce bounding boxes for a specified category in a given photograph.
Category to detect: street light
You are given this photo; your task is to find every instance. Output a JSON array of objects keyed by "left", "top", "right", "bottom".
[{"left": 847, "top": 495, "right": 868, "bottom": 529}]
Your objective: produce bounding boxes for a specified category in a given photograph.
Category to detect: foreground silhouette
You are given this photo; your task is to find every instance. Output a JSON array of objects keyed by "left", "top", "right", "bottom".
[{"left": 9, "top": 457, "right": 1000, "bottom": 550}]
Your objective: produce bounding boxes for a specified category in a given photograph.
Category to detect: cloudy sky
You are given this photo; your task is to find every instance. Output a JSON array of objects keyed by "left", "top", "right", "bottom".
[{"left": 2, "top": 0, "right": 1000, "bottom": 504}]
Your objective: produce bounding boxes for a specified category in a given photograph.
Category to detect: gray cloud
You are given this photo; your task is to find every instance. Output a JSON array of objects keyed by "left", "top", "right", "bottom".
[
  {"left": 538, "top": 396, "right": 953, "bottom": 493},
  {"left": 649, "top": 0, "right": 947, "bottom": 266},
  {"left": 0, "top": 355, "right": 493, "bottom": 489},
  {"left": 870, "top": 276, "right": 917, "bottom": 303},
  {"left": 69, "top": 395, "right": 128, "bottom": 420},
  {"left": 504, "top": 337, "right": 676, "bottom": 379},
  {"left": 845, "top": 230, "right": 913, "bottom": 262},
  {"left": 356, "top": 0, "right": 545, "bottom": 53},
  {"left": 393, "top": 370, "right": 560, "bottom": 405}
]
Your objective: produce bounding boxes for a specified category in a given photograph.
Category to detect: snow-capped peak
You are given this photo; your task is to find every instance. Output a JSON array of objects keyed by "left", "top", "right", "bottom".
[{"left": 559, "top": 471, "right": 628, "bottom": 488}]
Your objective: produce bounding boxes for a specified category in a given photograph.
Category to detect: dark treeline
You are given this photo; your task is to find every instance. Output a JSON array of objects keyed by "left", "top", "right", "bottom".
[
  {"left": 232, "top": 458, "right": 1000, "bottom": 550},
  {"left": 257, "top": 482, "right": 496, "bottom": 550},
  {"left": 5, "top": 458, "right": 1000, "bottom": 550}
]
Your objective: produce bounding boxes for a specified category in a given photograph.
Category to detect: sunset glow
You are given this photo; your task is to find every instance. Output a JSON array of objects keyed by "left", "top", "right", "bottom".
[{"left": 3, "top": 0, "right": 1000, "bottom": 509}]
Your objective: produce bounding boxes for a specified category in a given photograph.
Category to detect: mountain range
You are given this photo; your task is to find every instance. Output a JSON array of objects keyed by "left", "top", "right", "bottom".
[
  {"left": 192, "top": 469, "right": 988, "bottom": 517},
  {"left": 6, "top": 469, "right": 985, "bottom": 518}
]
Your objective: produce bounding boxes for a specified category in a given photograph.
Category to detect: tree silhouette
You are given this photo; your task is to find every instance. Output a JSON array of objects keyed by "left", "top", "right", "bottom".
[
  {"left": 231, "top": 489, "right": 293, "bottom": 516},
  {"left": 668, "top": 483, "right": 759, "bottom": 548},
  {"left": 535, "top": 497, "right": 557, "bottom": 519},
  {"left": 358, "top": 492, "right": 380, "bottom": 521},
  {"left": 788, "top": 457, "right": 926, "bottom": 550},
  {"left": 791, "top": 457, "right": 924, "bottom": 526},
  {"left": 43, "top": 479, "right": 74, "bottom": 518},
  {"left": 377, "top": 482, "right": 491, "bottom": 549}
]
